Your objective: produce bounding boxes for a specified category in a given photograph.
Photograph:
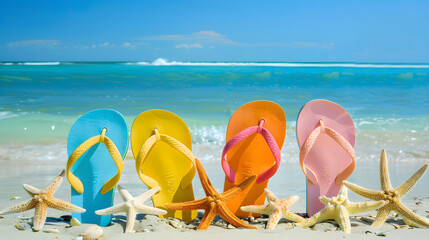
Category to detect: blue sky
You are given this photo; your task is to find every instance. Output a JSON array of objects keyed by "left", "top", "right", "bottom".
[{"left": 0, "top": 0, "right": 428, "bottom": 62}]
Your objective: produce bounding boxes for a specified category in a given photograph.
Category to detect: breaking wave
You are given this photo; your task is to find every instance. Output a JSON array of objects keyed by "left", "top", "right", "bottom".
[{"left": 131, "top": 58, "right": 429, "bottom": 68}]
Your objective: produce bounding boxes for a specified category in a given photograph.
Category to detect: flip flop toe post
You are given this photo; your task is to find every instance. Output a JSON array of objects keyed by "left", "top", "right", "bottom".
[
  {"left": 297, "top": 100, "right": 356, "bottom": 217},
  {"left": 222, "top": 101, "right": 286, "bottom": 217},
  {"left": 131, "top": 110, "right": 198, "bottom": 222},
  {"left": 67, "top": 109, "right": 128, "bottom": 226}
]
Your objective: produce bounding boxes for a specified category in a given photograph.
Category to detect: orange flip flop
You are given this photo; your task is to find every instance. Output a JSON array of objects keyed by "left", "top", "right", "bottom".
[{"left": 221, "top": 101, "right": 286, "bottom": 217}]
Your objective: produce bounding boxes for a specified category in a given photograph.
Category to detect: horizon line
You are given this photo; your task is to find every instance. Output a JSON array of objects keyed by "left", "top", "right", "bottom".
[{"left": 1, "top": 59, "right": 429, "bottom": 68}]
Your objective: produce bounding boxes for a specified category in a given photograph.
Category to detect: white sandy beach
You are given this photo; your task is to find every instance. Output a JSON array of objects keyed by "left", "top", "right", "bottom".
[
  {"left": 0, "top": 142, "right": 428, "bottom": 239},
  {"left": 1, "top": 0, "right": 429, "bottom": 238}
]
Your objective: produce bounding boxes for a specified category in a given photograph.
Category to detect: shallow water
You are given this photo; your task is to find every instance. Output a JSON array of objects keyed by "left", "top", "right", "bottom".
[{"left": 0, "top": 61, "right": 428, "bottom": 209}]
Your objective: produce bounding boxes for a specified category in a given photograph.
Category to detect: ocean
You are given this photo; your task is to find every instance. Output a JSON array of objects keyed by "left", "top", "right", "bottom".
[{"left": 0, "top": 59, "right": 428, "bottom": 207}]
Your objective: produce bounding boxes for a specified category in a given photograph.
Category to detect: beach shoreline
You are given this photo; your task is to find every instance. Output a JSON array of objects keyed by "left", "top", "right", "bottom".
[{"left": 1, "top": 145, "right": 428, "bottom": 239}]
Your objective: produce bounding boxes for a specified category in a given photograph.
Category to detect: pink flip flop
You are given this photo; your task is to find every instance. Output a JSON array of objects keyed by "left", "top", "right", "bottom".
[{"left": 297, "top": 99, "right": 356, "bottom": 217}]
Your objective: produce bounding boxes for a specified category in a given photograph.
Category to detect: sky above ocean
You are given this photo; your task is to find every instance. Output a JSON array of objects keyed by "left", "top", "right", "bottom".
[{"left": 0, "top": 0, "right": 428, "bottom": 62}]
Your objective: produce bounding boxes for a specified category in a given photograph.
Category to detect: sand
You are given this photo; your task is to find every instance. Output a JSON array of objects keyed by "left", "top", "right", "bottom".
[
  {"left": 1, "top": 203, "right": 429, "bottom": 240},
  {"left": 1, "top": 145, "right": 429, "bottom": 239}
]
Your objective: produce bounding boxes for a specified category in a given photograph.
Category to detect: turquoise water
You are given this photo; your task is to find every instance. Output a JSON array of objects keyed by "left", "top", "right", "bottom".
[{"left": 1, "top": 60, "right": 428, "bottom": 163}]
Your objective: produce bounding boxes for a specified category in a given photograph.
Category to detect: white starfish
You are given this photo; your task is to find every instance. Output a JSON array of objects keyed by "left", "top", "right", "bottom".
[
  {"left": 0, "top": 170, "right": 86, "bottom": 231},
  {"left": 297, "top": 186, "right": 385, "bottom": 234},
  {"left": 241, "top": 189, "right": 304, "bottom": 229},
  {"left": 95, "top": 185, "right": 167, "bottom": 233},
  {"left": 343, "top": 149, "right": 429, "bottom": 228}
]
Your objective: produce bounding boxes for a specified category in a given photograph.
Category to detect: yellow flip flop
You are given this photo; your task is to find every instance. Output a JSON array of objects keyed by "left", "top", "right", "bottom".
[{"left": 131, "top": 110, "right": 197, "bottom": 222}]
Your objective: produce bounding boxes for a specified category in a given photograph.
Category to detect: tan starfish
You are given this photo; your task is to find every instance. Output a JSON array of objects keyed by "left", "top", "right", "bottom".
[
  {"left": 240, "top": 189, "right": 304, "bottom": 229},
  {"left": 96, "top": 185, "right": 167, "bottom": 233},
  {"left": 343, "top": 149, "right": 429, "bottom": 229},
  {"left": 297, "top": 185, "right": 385, "bottom": 234},
  {"left": 166, "top": 158, "right": 258, "bottom": 230},
  {"left": 0, "top": 170, "right": 85, "bottom": 231}
]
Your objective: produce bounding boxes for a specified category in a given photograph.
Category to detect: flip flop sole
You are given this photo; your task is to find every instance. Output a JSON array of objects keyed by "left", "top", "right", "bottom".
[
  {"left": 131, "top": 110, "right": 197, "bottom": 222},
  {"left": 223, "top": 101, "right": 286, "bottom": 217},
  {"left": 297, "top": 99, "right": 355, "bottom": 217},
  {"left": 67, "top": 109, "right": 128, "bottom": 226}
]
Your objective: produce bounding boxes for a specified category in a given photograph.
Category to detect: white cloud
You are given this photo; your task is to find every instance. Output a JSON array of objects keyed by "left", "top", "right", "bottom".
[
  {"left": 197, "top": 31, "right": 222, "bottom": 37},
  {"left": 137, "top": 31, "right": 236, "bottom": 45},
  {"left": 137, "top": 31, "right": 334, "bottom": 50},
  {"left": 122, "top": 42, "right": 136, "bottom": 49},
  {"left": 7, "top": 40, "right": 61, "bottom": 48},
  {"left": 99, "top": 42, "right": 114, "bottom": 48},
  {"left": 175, "top": 43, "right": 203, "bottom": 49},
  {"left": 86, "top": 42, "right": 116, "bottom": 49}
]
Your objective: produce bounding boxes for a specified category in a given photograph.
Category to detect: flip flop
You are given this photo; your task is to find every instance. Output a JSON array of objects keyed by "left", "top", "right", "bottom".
[
  {"left": 296, "top": 99, "right": 356, "bottom": 217},
  {"left": 131, "top": 110, "right": 198, "bottom": 222},
  {"left": 66, "top": 109, "right": 128, "bottom": 226},
  {"left": 222, "top": 100, "right": 286, "bottom": 217}
]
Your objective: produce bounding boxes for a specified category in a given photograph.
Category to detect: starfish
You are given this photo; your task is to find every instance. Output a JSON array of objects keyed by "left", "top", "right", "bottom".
[
  {"left": 240, "top": 189, "right": 304, "bottom": 229},
  {"left": 166, "top": 158, "right": 258, "bottom": 230},
  {"left": 297, "top": 185, "right": 385, "bottom": 234},
  {"left": 0, "top": 170, "right": 85, "bottom": 231},
  {"left": 343, "top": 149, "right": 429, "bottom": 229},
  {"left": 95, "top": 185, "right": 167, "bottom": 233}
]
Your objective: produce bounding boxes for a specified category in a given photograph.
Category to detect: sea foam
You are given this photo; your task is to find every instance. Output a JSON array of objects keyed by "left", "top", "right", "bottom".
[
  {"left": 19, "top": 62, "right": 61, "bottom": 65},
  {"left": 131, "top": 58, "right": 429, "bottom": 68},
  {"left": 0, "top": 62, "right": 61, "bottom": 66},
  {"left": 0, "top": 111, "right": 19, "bottom": 120}
]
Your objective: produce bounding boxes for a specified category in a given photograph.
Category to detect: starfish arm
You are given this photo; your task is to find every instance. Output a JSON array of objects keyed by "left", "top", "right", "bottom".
[
  {"left": 371, "top": 205, "right": 391, "bottom": 229},
  {"left": 197, "top": 202, "right": 217, "bottom": 230},
  {"left": 379, "top": 149, "right": 392, "bottom": 191},
  {"left": 165, "top": 198, "right": 208, "bottom": 211},
  {"left": 117, "top": 185, "right": 133, "bottom": 202},
  {"left": 336, "top": 205, "right": 351, "bottom": 234},
  {"left": 266, "top": 208, "right": 281, "bottom": 229},
  {"left": 280, "top": 195, "right": 299, "bottom": 206},
  {"left": 194, "top": 158, "right": 218, "bottom": 196},
  {"left": 221, "top": 175, "right": 256, "bottom": 202},
  {"left": 45, "top": 170, "right": 65, "bottom": 195},
  {"left": 23, "top": 184, "right": 40, "bottom": 196},
  {"left": 283, "top": 210, "right": 305, "bottom": 223},
  {"left": 0, "top": 198, "right": 36, "bottom": 215},
  {"left": 343, "top": 181, "right": 384, "bottom": 201},
  {"left": 296, "top": 208, "right": 331, "bottom": 227},
  {"left": 240, "top": 205, "right": 268, "bottom": 214},
  {"left": 45, "top": 197, "right": 86, "bottom": 213},
  {"left": 125, "top": 206, "right": 136, "bottom": 233},
  {"left": 319, "top": 196, "right": 330, "bottom": 206},
  {"left": 134, "top": 203, "right": 167, "bottom": 215},
  {"left": 338, "top": 185, "right": 348, "bottom": 198},
  {"left": 135, "top": 186, "right": 161, "bottom": 203},
  {"left": 217, "top": 201, "right": 257, "bottom": 229},
  {"left": 264, "top": 189, "right": 279, "bottom": 202},
  {"left": 348, "top": 200, "right": 385, "bottom": 215},
  {"left": 393, "top": 201, "right": 429, "bottom": 227},
  {"left": 396, "top": 164, "right": 428, "bottom": 198},
  {"left": 402, "top": 217, "right": 421, "bottom": 227},
  {"left": 95, "top": 203, "right": 127, "bottom": 215},
  {"left": 33, "top": 201, "right": 47, "bottom": 231}
]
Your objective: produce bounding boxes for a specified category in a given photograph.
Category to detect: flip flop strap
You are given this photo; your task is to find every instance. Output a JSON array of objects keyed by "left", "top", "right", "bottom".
[
  {"left": 221, "top": 120, "right": 281, "bottom": 184},
  {"left": 67, "top": 128, "right": 124, "bottom": 194},
  {"left": 135, "top": 129, "right": 196, "bottom": 190},
  {"left": 299, "top": 120, "right": 356, "bottom": 185}
]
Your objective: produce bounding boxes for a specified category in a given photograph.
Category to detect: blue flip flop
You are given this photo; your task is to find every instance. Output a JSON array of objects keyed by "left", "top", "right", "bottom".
[{"left": 66, "top": 109, "right": 128, "bottom": 226}]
